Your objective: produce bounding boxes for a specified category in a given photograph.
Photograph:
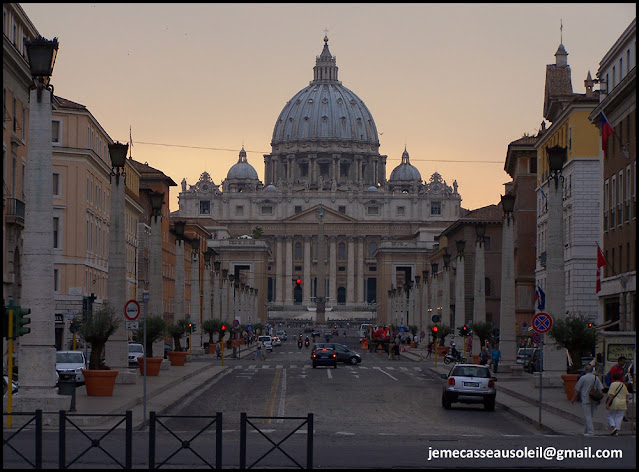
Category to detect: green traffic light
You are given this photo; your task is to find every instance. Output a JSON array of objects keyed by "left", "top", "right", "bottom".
[{"left": 14, "top": 306, "right": 31, "bottom": 337}]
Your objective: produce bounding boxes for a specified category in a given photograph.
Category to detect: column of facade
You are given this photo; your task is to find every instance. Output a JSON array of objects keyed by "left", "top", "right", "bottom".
[
  {"left": 329, "top": 237, "right": 337, "bottom": 305},
  {"left": 442, "top": 264, "right": 451, "bottom": 329},
  {"left": 473, "top": 238, "right": 485, "bottom": 356},
  {"left": 303, "top": 237, "right": 311, "bottom": 304},
  {"left": 190, "top": 252, "right": 200, "bottom": 331},
  {"left": 212, "top": 269, "right": 220, "bottom": 319},
  {"left": 221, "top": 276, "right": 228, "bottom": 322},
  {"left": 347, "top": 237, "right": 355, "bottom": 304},
  {"left": 175, "top": 241, "right": 185, "bottom": 321},
  {"left": 202, "top": 263, "right": 211, "bottom": 322},
  {"left": 150, "top": 217, "right": 163, "bottom": 318},
  {"left": 454, "top": 253, "right": 465, "bottom": 337},
  {"left": 500, "top": 211, "right": 517, "bottom": 369},
  {"left": 276, "top": 236, "right": 284, "bottom": 304},
  {"left": 285, "top": 236, "right": 293, "bottom": 304},
  {"left": 357, "top": 238, "right": 365, "bottom": 304}
]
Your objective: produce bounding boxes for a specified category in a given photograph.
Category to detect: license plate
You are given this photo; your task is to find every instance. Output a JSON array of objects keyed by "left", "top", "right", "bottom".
[{"left": 463, "top": 382, "right": 479, "bottom": 387}]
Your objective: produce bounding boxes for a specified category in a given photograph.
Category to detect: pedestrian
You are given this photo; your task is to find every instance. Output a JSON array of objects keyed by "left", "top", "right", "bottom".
[
  {"left": 261, "top": 341, "right": 267, "bottom": 360},
  {"left": 426, "top": 342, "right": 433, "bottom": 358},
  {"left": 389, "top": 340, "right": 395, "bottom": 360},
  {"left": 571, "top": 364, "right": 604, "bottom": 436},
  {"left": 605, "top": 356, "right": 627, "bottom": 389},
  {"left": 215, "top": 340, "right": 222, "bottom": 359},
  {"left": 605, "top": 371, "right": 628, "bottom": 435},
  {"left": 254, "top": 340, "right": 262, "bottom": 361},
  {"left": 490, "top": 345, "right": 501, "bottom": 373},
  {"left": 479, "top": 347, "right": 488, "bottom": 366},
  {"left": 393, "top": 337, "right": 401, "bottom": 360}
]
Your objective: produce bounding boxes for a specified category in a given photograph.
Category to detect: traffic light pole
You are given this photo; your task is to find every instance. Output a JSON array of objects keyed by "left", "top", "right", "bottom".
[{"left": 7, "top": 301, "right": 15, "bottom": 427}]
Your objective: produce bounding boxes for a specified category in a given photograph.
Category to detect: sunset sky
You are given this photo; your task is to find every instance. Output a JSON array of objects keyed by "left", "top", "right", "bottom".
[{"left": 22, "top": 3, "right": 636, "bottom": 212}]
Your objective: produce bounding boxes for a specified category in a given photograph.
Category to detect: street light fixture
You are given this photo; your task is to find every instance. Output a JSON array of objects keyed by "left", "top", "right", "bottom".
[
  {"left": 431, "top": 263, "right": 439, "bottom": 275},
  {"left": 108, "top": 141, "right": 128, "bottom": 184},
  {"left": 174, "top": 221, "right": 186, "bottom": 240},
  {"left": 149, "top": 191, "right": 164, "bottom": 222},
  {"left": 547, "top": 145, "right": 566, "bottom": 188},
  {"left": 456, "top": 239, "right": 466, "bottom": 256},
  {"left": 443, "top": 252, "right": 451, "bottom": 268},
  {"left": 475, "top": 222, "right": 487, "bottom": 240},
  {"left": 422, "top": 270, "right": 429, "bottom": 283},
  {"left": 500, "top": 192, "right": 516, "bottom": 215},
  {"left": 25, "top": 36, "right": 59, "bottom": 102},
  {"left": 214, "top": 260, "right": 221, "bottom": 272},
  {"left": 190, "top": 237, "right": 200, "bottom": 253}
]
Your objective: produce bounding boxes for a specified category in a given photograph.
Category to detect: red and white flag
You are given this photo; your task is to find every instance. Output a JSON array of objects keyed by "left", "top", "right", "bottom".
[{"left": 596, "top": 243, "right": 607, "bottom": 293}]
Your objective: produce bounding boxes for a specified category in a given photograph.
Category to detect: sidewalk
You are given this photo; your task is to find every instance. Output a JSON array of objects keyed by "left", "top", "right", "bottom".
[
  {"left": 399, "top": 345, "right": 637, "bottom": 436},
  {"left": 4, "top": 343, "right": 257, "bottom": 430}
]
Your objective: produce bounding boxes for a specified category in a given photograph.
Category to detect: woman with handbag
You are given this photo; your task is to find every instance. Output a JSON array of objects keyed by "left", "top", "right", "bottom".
[{"left": 605, "top": 371, "right": 628, "bottom": 435}]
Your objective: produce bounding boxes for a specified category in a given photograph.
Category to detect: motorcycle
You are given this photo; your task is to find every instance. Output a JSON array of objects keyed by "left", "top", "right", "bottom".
[
  {"left": 298, "top": 340, "right": 303, "bottom": 350},
  {"left": 3, "top": 375, "right": 18, "bottom": 396},
  {"left": 443, "top": 350, "right": 467, "bottom": 365},
  {"left": 304, "top": 339, "right": 310, "bottom": 349}
]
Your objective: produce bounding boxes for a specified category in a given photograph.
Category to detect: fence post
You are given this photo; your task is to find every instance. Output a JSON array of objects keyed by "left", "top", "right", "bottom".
[
  {"left": 307, "top": 413, "right": 313, "bottom": 469},
  {"left": 239, "top": 412, "right": 246, "bottom": 470},
  {"left": 35, "top": 410, "right": 43, "bottom": 469},
  {"left": 216, "top": 412, "right": 223, "bottom": 470},
  {"left": 149, "top": 411, "right": 156, "bottom": 469},
  {"left": 125, "top": 411, "right": 132, "bottom": 469},
  {"left": 58, "top": 410, "right": 66, "bottom": 469}
]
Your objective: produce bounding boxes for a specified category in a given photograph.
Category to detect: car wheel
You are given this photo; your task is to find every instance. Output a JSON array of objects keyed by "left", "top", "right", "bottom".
[
  {"left": 442, "top": 393, "right": 452, "bottom": 410},
  {"left": 312, "top": 363, "right": 317, "bottom": 369},
  {"left": 484, "top": 397, "right": 496, "bottom": 411},
  {"left": 333, "top": 363, "right": 337, "bottom": 369},
  {"left": 349, "top": 357, "right": 358, "bottom": 365}
]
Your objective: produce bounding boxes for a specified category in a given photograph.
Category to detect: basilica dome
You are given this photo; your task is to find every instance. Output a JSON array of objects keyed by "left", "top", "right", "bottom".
[
  {"left": 271, "top": 36, "right": 379, "bottom": 147},
  {"left": 389, "top": 148, "right": 421, "bottom": 182},
  {"left": 227, "top": 147, "right": 258, "bottom": 180}
]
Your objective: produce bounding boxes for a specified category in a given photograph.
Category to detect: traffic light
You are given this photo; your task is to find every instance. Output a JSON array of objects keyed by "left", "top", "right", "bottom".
[
  {"left": 188, "top": 322, "right": 193, "bottom": 332},
  {"left": 295, "top": 278, "right": 302, "bottom": 289},
  {"left": 14, "top": 306, "right": 31, "bottom": 337},
  {"left": 221, "top": 324, "right": 227, "bottom": 333},
  {"left": 459, "top": 325, "right": 468, "bottom": 337},
  {"left": 431, "top": 325, "right": 438, "bottom": 337},
  {"left": 69, "top": 319, "right": 78, "bottom": 334},
  {"left": 587, "top": 322, "right": 594, "bottom": 328}
]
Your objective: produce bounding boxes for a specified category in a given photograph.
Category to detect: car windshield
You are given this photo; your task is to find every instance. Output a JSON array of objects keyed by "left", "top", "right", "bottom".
[
  {"left": 56, "top": 352, "right": 84, "bottom": 363},
  {"left": 452, "top": 366, "right": 491, "bottom": 378},
  {"left": 258, "top": 336, "right": 271, "bottom": 342},
  {"left": 129, "top": 345, "right": 144, "bottom": 353},
  {"left": 518, "top": 348, "right": 534, "bottom": 355}
]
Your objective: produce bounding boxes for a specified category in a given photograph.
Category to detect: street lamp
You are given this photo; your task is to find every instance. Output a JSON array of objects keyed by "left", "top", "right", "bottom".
[
  {"left": 443, "top": 252, "right": 451, "bottom": 268},
  {"left": 475, "top": 222, "right": 487, "bottom": 242},
  {"left": 547, "top": 145, "right": 565, "bottom": 187},
  {"left": 456, "top": 239, "right": 466, "bottom": 256},
  {"left": 431, "top": 263, "right": 438, "bottom": 275},
  {"left": 203, "top": 249, "right": 212, "bottom": 265},
  {"left": 108, "top": 141, "right": 128, "bottom": 184},
  {"left": 214, "top": 260, "right": 221, "bottom": 272},
  {"left": 25, "top": 36, "right": 59, "bottom": 102},
  {"left": 150, "top": 191, "right": 164, "bottom": 221},
  {"left": 174, "top": 221, "right": 186, "bottom": 240},
  {"left": 501, "top": 192, "right": 516, "bottom": 215}
]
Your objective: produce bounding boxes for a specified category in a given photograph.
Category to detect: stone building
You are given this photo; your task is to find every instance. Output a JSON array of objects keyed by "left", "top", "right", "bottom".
[{"left": 176, "top": 36, "right": 462, "bottom": 325}]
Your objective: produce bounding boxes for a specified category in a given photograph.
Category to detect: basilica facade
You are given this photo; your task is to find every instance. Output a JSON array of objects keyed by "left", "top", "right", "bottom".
[{"left": 176, "top": 36, "right": 462, "bottom": 325}]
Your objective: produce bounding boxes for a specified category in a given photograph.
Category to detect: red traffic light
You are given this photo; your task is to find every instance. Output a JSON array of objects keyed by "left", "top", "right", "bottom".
[
  {"left": 431, "top": 326, "right": 438, "bottom": 333},
  {"left": 221, "top": 324, "right": 226, "bottom": 331},
  {"left": 296, "top": 278, "right": 302, "bottom": 284}
]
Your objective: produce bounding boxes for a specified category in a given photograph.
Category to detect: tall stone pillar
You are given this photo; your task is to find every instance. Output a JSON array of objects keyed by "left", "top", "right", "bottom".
[
  {"left": 212, "top": 269, "right": 220, "bottom": 319},
  {"left": 347, "top": 237, "right": 355, "bottom": 304},
  {"left": 500, "top": 202, "right": 517, "bottom": 369},
  {"left": 329, "top": 237, "right": 337, "bottom": 305},
  {"left": 473, "top": 230, "right": 486, "bottom": 355},
  {"left": 285, "top": 236, "right": 293, "bottom": 304},
  {"left": 203, "top": 263, "right": 211, "bottom": 322},
  {"left": 190, "top": 251, "right": 200, "bottom": 321},
  {"left": 357, "top": 238, "right": 365, "bottom": 304},
  {"left": 105, "top": 160, "right": 136, "bottom": 383},
  {"left": 150, "top": 216, "right": 163, "bottom": 319},
  {"left": 175, "top": 241, "right": 185, "bottom": 321},
  {"left": 421, "top": 273, "right": 429, "bottom": 336},
  {"left": 276, "top": 236, "right": 283, "bottom": 304},
  {"left": 454, "top": 249, "right": 465, "bottom": 341},
  {"left": 17, "top": 86, "right": 69, "bottom": 411},
  {"left": 303, "top": 237, "right": 311, "bottom": 304},
  {"left": 221, "top": 276, "right": 228, "bottom": 322}
]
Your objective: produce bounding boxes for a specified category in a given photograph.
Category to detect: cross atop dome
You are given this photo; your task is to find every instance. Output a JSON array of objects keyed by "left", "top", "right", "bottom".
[{"left": 313, "top": 33, "right": 339, "bottom": 84}]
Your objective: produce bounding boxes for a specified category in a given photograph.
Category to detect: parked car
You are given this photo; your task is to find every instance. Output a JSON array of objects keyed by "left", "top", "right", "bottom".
[
  {"left": 128, "top": 343, "right": 145, "bottom": 366},
  {"left": 275, "top": 330, "right": 287, "bottom": 341},
  {"left": 258, "top": 335, "right": 273, "bottom": 352},
  {"left": 313, "top": 343, "right": 361, "bottom": 365},
  {"left": 441, "top": 364, "right": 497, "bottom": 411},
  {"left": 56, "top": 351, "right": 86, "bottom": 385},
  {"left": 515, "top": 348, "right": 536, "bottom": 368},
  {"left": 311, "top": 347, "right": 337, "bottom": 369}
]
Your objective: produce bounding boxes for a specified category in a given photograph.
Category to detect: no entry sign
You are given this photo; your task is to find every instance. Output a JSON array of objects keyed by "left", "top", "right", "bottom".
[
  {"left": 532, "top": 312, "right": 552, "bottom": 334},
  {"left": 124, "top": 299, "right": 140, "bottom": 321}
]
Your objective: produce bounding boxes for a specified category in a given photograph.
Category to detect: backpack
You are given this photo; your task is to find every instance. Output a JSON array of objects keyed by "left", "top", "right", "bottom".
[{"left": 604, "top": 371, "right": 612, "bottom": 387}]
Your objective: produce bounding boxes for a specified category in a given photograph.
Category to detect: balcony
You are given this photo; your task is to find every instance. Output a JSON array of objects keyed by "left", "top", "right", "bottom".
[{"left": 4, "top": 198, "right": 25, "bottom": 228}]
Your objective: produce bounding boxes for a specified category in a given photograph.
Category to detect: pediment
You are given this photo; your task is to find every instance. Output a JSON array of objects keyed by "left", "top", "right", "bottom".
[{"left": 284, "top": 204, "right": 357, "bottom": 223}]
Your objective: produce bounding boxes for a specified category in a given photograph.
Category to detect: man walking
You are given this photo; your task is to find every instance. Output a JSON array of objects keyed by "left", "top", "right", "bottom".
[
  {"left": 571, "top": 364, "right": 604, "bottom": 436},
  {"left": 490, "top": 345, "right": 501, "bottom": 373}
]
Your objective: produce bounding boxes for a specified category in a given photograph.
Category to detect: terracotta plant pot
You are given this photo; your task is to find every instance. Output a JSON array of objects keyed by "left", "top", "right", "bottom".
[
  {"left": 437, "top": 346, "right": 449, "bottom": 357},
  {"left": 561, "top": 373, "right": 581, "bottom": 401},
  {"left": 167, "top": 351, "right": 187, "bottom": 366},
  {"left": 137, "top": 357, "right": 163, "bottom": 376},
  {"left": 208, "top": 343, "right": 215, "bottom": 354},
  {"left": 472, "top": 354, "right": 481, "bottom": 365},
  {"left": 82, "top": 369, "right": 119, "bottom": 396}
]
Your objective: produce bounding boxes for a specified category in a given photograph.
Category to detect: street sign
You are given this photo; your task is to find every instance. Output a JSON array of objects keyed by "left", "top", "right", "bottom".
[
  {"left": 246, "top": 324, "right": 253, "bottom": 332},
  {"left": 532, "top": 332, "right": 542, "bottom": 344},
  {"left": 532, "top": 312, "right": 552, "bottom": 334},
  {"left": 232, "top": 319, "right": 240, "bottom": 328},
  {"left": 125, "top": 321, "right": 139, "bottom": 330},
  {"left": 124, "top": 300, "right": 140, "bottom": 321},
  {"left": 142, "top": 290, "right": 150, "bottom": 303}
]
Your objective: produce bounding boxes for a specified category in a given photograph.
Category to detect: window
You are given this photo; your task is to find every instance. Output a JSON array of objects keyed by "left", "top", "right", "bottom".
[
  {"left": 568, "top": 125, "right": 572, "bottom": 151},
  {"left": 53, "top": 173, "right": 60, "bottom": 197},
  {"left": 52, "top": 120, "right": 61, "bottom": 144},
  {"left": 367, "top": 206, "right": 379, "bottom": 215},
  {"left": 294, "top": 242, "right": 302, "bottom": 260},
  {"left": 199, "top": 200, "right": 210, "bottom": 214},
  {"left": 431, "top": 201, "right": 441, "bottom": 215},
  {"left": 484, "top": 236, "right": 491, "bottom": 251},
  {"left": 338, "top": 206, "right": 346, "bottom": 214},
  {"left": 368, "top": 241, "right": 377, "bottom": 258},
  {"left": 53, "top": 217, "right": 59, "bottom": 248},
  {"left": 397, "top": 206, "right": 405, "bottom": 216},
  {"left": 54, "top": 268, "right": 59, "bottom": 293},
  {"left": 612, "top": 66, "right": 616, "bottom": 88},
  {"left": 261, "top": 206, "right": 272, "bottom": 215},
  {"left": 338, "top": 242, "right": 346, "bottom": 260},
  {"left": 21, "top": 105, "right": 25, "bottom": 140},
  {"left": 235, "top": 205, "right": 244, "bottom": 216},
  {"left": 530, "top": 156, "right": 537, "bottom": 174},
  {"left": 295, "top": 205, "right": 302, "bottom": 214},
  {"left": 13, "top": 97, "right": 17, "bottom": 132},
  {"left": 620, "top": 58, "right": 623, "bottom": 79}
]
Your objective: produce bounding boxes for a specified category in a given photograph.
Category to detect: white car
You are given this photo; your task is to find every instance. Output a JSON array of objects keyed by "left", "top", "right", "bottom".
[
  {"left": 257, "top": 335, "right": 273, "bottom": 351},
  {"left": 128, "top": 343, "right": 145, "bottom": 366},
  {"left": 272, "top": 336, "right": 282, "bottom": 347},
  {"left": 275, "top": 330, "right": 287, "bottom": 341},
  {"left": 56, "top": 351, "right": 86, "bottom": 385}
]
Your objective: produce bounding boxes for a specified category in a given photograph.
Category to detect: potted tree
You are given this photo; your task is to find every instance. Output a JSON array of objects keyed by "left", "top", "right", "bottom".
[
  {"left": 132, "top": 315, "right": 166, "bottom": 376},
  {"left": 166, "top": 319, "right": 189, "bottom": 366},
  {"left": 77, "top": 303, "right": 120, "bottom": 396},
  {"left": 548, "top": 314, "right": 597, "bottom": 401},
  {"left": 202, "top": 319, "right": 223, "bottom": 354},
  {"left": 471, "top": 321, "right": 494, "bottom": 364}
]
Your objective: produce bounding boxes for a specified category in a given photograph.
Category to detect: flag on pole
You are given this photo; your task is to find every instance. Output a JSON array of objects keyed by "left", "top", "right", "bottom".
[
  {"left": 596, "top": 243, "right": 607, "bottom": 293},
  {"left": 601, "top": 112, "right": 614, "bottom": 159},
  {"left": 534, "top": 286, "right": 545, "bottom": 311}
]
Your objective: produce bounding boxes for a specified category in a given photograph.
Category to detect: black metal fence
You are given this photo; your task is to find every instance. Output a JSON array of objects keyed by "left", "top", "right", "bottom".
[{"left": 2, "top": 410, "right": 43, "bottom": 469}]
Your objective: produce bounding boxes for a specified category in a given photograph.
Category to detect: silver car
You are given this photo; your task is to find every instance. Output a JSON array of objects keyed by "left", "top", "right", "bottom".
[
  {"left": 56, "top": 351, "right": 86, "bottom": 385},
  {"left": 441, "top": 364, "right": 497, "bottom": 411}
]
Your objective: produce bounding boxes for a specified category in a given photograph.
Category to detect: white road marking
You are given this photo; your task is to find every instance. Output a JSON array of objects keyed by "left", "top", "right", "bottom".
[
  {"left": 276, "top": 368, "right": 287, "bottom": 423},
  {"left": 234, "top": 366, "right": 243, "bottom": 370},
  {"left": 400, "top": 367, "right": 408, "bottom": 371},
  {"left": 248, "top": 365, "right": 257, "bottom": 369},
  {"left": 276, "top": 365, "right": 283, "bottom": 369},
  {"left": 290, "top": 364, "right": 297, "bottom": 369},
  {"left": 386, "top": 366, "right": 395, "bottom": 370},
  {"left": 327, "top": 369, "right": 332, "bottom": 379},
  {"left": 373, "top": 366, "right": 398, "bottom": 381},
  {"left": 378, "top": 433, "right": 398, "bottom": 435},
  {"left": 262, "top": 365, "right": 270, "bottom": 369},
  {"left": 336, "top": 432, "right": 355, "bottom": 435}
]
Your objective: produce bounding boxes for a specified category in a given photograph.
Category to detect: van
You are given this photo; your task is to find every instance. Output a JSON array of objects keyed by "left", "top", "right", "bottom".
[
  {"left": 594, "top": 331, "right": 635, "bottom": 378},
  {"left": 257, "top": 335, "right": 273, "bottom": 352}
]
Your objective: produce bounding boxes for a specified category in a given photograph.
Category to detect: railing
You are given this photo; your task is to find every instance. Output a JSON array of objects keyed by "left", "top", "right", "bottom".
[
  {"left": 4, "top": 197, "right": 25, "bottom": 222},
  {"left": 2, "top": 410, "right": 42, "bottom": 469}
]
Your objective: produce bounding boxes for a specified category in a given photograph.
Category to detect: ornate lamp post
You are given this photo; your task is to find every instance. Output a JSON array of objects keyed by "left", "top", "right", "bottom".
[
  {"left": 472, "top": 222, "right": 487, "bottom": 355},
  {"left": 500, "top": 192, "right": 516, "bottom": 370},
  {"left": 455, "top": 240, "right": 466, "bottom": 342},
  {"left": 173, "top": 221, "right": 186, "bottom": 322},
  {"left": 149, "top": 192, "right": 165, "bottom": 320},
  {"left": 189, "top": 237, "right": 201, "bottom": 348},
  {"left": 442, "top": 252, "right": 452, "bottom": 329},
  {"left": 544, "top": 145, "right": 567, "bottom": 384},
  {"left": 18, "top": 35, "right": 68, "bottom": 411},
  {"left": 104, "top": 141, "right": 135, "bottom": 382}
]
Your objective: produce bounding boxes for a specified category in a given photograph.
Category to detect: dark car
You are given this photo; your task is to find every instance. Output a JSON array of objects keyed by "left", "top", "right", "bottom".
[
  {"left": 441, "top": 364, "right": 497, "bottom": 411},
  {"left": 164, "top": 343, "right": 173, "bottom": 359},
  {"left": 311, "top": 347, "right": 337, "bottom": 369},
  {"left": 314, "top": 343, "right": 361, "bottom": 365}
]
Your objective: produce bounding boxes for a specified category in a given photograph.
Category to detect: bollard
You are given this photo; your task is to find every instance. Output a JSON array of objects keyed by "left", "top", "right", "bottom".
[{"left": 57, "top": 372, "right": 77, "bottom": 412}]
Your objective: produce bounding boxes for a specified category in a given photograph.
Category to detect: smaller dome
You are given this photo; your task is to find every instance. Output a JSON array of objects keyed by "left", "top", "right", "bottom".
[
  {"left": 389, "top": 147, "right": 422, "bottom": 182},
  {"left": 367, "top": 186, "right": 378, "bottom": 192},
  {"left": 227, "top": 146, "right": 258, "bottom": 180},
  {"left": 264, "top": 184, "right": 276, "bottom": 192}
]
